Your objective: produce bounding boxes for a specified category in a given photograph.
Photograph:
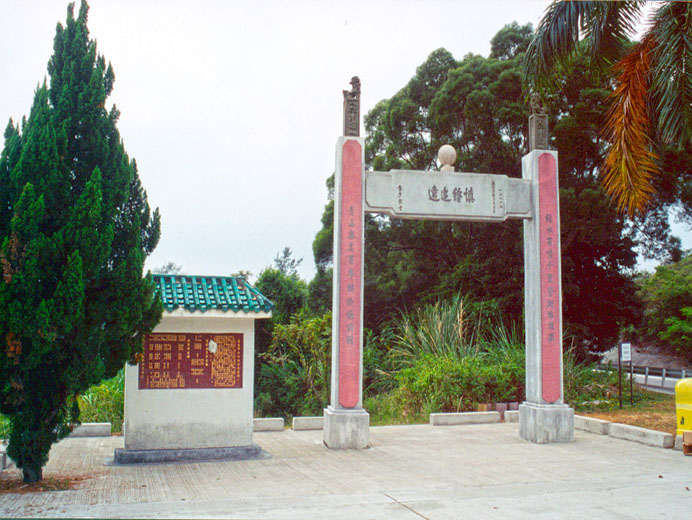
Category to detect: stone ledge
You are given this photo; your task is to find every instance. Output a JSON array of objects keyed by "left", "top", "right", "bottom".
[
  {"left": 253, "top": 418, "right": 284, "bottom": 432},
  {"left": 292, "top": 416, "right": 323, "bottom": 431},
  {"left": 0, "top": 444, "right": 6, "bottom": 471},
  {"left": 114, "top": 443, "right": 267, "bottom": 464},
  {"left": 574, "top": 415, "right": 610, "bottom": 435},
  {"left": 505, "top": 410, "right": 519, "bottom": 423},
  {"left": 608, "top": 423, "right": 674, "bottom": 449},
  {"left": 430, "top": 412, "right": 501, "bottom": 426},
  {"left": 70, "top": 422, "right": 112, "bottom": 437}
]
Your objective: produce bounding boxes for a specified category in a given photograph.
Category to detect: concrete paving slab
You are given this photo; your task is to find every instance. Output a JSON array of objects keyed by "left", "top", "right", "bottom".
[
  {"left": 292, "top": 416, "right": 323, "bottom": 430},
  {"left": 574, "top": 415, "right": 610, "bottom": 435},
  {"left": 609, "top": 422, "right": 675, "bottom": 448},
  {"left": 430, "top": 411, "right": 501, "bottom": 425},
  {"left": 0, "top": 423, "right": 689, "bottom": 518},
  {"left": 253, "top": 417, "right": 284, "bottom": 432}
]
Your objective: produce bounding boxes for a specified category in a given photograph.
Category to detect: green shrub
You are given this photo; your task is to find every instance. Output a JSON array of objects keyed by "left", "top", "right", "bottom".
[
  {"left": 396, "top": 354, "right": 525, "bottom": 415},
  {"left": 255, "top": 311, "right": 331, "bottom": 418},
  {"left": 637, "top": 253, "right": 692, "bottom": 360}
]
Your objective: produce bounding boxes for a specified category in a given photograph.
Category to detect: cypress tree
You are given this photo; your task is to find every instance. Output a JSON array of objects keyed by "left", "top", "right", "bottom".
[{"left": 0, "top": 1, "right": 162, "bottom": 482}]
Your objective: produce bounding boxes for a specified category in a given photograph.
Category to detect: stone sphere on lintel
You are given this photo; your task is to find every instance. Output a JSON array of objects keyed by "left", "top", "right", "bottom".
[{"left": 438, "top": 144, "right": 456, "bottom": 172}]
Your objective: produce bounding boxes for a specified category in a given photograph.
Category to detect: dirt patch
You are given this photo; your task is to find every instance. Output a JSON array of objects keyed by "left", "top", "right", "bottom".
[
  {"left": 0, "top": 469, "right": 90, "bottom": 494},
  {"left": 581, "top": 394, "right": 677, "bottom": 435}
]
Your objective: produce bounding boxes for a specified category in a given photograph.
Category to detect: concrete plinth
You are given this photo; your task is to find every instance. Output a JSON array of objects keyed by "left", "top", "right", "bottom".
[
  {"left": 519, "top": 402, "right": 574, "bottom": 444},
  {"left": 114, "top": 443, "right": 266, "bottom": 464},
  {"left": 323, "top": 406, "right": 369, "bottom": 449}
]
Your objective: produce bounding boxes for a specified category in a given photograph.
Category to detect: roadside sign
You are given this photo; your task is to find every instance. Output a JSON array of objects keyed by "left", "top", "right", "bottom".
[{"left": 621, "top": 342, "right": 632, "bottom": 362}]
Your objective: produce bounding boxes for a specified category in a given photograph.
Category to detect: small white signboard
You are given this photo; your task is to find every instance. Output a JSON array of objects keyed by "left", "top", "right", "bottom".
[{"left": 621, "top": 342, "right": 632, "bottom": 363}]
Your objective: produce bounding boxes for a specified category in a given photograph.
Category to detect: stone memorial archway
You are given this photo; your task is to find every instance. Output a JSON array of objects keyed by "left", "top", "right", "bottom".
[{"left": 323, "top": 78, "right": 574, "bottom": 449}]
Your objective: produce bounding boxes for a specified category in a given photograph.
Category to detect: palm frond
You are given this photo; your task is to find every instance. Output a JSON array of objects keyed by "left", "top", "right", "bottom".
[
  {"left": 650, "top": 2, "right": 692, "bottom": 146},
  {"left": 601, "top": 34, "right": 658, "bottom": 214},
  {"left": 524, "top": 0, "right": 644, "bottom": 94}
]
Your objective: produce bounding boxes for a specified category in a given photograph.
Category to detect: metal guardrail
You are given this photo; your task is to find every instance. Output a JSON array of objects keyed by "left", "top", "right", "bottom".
[{"left": 597, "top": 364, "right": 689, "bottom": 389}]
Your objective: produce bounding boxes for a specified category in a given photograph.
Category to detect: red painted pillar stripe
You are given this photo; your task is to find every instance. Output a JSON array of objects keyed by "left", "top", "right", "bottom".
[
  {"left": 338, "top": 140, "right": 363, "bottom": 409},
  {"left": 538, "top": 153, "right": 561, "bottom": 404}
]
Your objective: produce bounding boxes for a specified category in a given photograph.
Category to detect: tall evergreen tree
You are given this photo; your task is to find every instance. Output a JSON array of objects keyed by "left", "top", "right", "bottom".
[{"left": 0, "top": 1, "right": 161, "bottom": 482}]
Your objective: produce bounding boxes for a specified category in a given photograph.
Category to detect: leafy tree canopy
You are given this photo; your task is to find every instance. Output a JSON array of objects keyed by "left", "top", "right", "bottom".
[{"left": 524, "top": 1, "right": 692, "bottom": 214}]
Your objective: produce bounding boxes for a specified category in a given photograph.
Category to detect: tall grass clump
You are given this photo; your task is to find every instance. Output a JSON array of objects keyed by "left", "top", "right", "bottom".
[
  {"left": 391, "top": 295, "right": 498, "bottom": 367},
  {"left": 77, "top": 369, "right": 124, "bottom": 433},
  {"left": 391, "top": 297, "right": 525, "bottom": 415},
  {"left": 385, "top": 296, "right": 626, "bottom": 419}
]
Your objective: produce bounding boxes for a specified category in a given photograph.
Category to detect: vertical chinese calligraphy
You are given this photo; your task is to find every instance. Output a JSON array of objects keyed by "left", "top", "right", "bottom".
[
  {"left": 538, "top": 153, "right": 561, "bottom": 403},
  {"left": 337, "top": 140, "right": 363, "bottom": 408}
]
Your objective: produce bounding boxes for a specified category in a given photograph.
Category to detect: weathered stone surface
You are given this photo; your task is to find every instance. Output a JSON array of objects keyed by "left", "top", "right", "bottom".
[
  {"left": 574, "top": 415, "right": 610, "bottom": 435},
  {"left": 430, "top": 412, "right": 501, "bottom": 426},
  {"left": 253, "top": 418, "right": 284, "bottom": 432},
  {"left": 519, "top": 402, "right": 574, "bottom": 443},
  {"left": 609, "top": 423, "right": 674, "bottom": 449},
  {"left": 70, "top": 422, "right": 112, "bottom": 437},
  {"left": 323, "top": 406, "right": 369, "bottom": 449}
]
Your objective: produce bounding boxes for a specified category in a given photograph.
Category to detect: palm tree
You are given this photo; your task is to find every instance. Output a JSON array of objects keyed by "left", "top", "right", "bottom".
[{"left": 524, "top": 1, "right": 692, "bottom": 214}]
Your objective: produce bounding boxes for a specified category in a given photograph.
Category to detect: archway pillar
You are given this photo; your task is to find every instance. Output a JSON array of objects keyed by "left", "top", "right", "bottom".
[
  {"left": 323, "top": 136, "right": 369, "bottom": 449},
  {"left": 519, "top": 149, "right": 574, "bottom": 443}
]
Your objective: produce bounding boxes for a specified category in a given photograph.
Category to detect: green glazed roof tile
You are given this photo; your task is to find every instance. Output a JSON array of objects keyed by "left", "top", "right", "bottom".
[{"left": 153, "top": 274, "right": 273, "bottom": 314}]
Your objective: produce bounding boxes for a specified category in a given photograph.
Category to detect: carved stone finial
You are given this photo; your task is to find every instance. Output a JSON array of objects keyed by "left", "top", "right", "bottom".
[
  {"left": 529, "top": 93, "right": 549, "bottom": 151},
  {"left": 530, "top": 93, "right": 548, "bottom": 116},
  {"left": 343, "top": 76, "right": 361, "bottom": 136},
  {"left": 438, "top": 144, "right": 456, "bottom": 172}
]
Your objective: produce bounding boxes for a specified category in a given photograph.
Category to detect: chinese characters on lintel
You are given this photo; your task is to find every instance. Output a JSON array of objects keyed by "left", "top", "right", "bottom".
[{"left": 428, "top": 185, "right": 475, "bottom": 204}]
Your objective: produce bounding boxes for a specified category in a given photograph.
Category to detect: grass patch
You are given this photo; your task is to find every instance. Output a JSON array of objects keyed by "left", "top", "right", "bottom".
[
  {"left": 365, "top": 391, "right": 426, "bottom": 426},
  {"left": 579, "top": 390, "right": 676, "bottom": 434}
]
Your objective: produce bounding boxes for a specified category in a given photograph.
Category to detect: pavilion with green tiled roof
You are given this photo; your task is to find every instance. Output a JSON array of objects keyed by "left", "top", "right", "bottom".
[
  {"left": 153, "top": 274, "right": 273, "bottom": 314},
  {"left": 119, "top": 273, "right": 272, "bottom": 464}
]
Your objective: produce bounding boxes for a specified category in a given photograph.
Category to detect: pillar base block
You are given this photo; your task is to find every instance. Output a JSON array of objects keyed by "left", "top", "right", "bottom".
[
  {"left": 519, "top": 402, "right": 574, "bottom": 444},
  {"left": 323, "top": 406, "right": 369, "bottom": 449}
]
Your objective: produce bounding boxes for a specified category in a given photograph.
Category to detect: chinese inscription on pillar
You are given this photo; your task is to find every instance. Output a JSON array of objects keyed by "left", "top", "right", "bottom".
[
  {"left": 337, "top": 139, "right": 363, "bottom": 408},
  {"left": 538, "top": 153, "right": 561, "bottom": 403},
  {"left": 343, "top": 76, "right": 360, "bottom": 137}
]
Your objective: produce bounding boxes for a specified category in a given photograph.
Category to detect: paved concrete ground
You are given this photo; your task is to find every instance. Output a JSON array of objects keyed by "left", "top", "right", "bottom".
[{"left": 0, "top": 422, "right": 690, "bottom": 519}]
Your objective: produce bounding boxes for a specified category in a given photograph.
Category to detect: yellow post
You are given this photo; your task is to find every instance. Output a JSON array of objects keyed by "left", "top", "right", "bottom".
[{"left": 675, "top": 378, "right": 692, "bottom": 436}]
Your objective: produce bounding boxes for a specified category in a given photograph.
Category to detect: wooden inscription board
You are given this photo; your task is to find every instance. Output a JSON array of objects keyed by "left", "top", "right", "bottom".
[{"left": 139, "top": 333, "right": 243, "bottom": 389}]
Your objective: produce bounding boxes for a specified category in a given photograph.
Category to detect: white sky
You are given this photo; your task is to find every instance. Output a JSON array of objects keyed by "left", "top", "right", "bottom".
[{"left": 1, "top": 0, "right": 687, "bottom": 282}]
